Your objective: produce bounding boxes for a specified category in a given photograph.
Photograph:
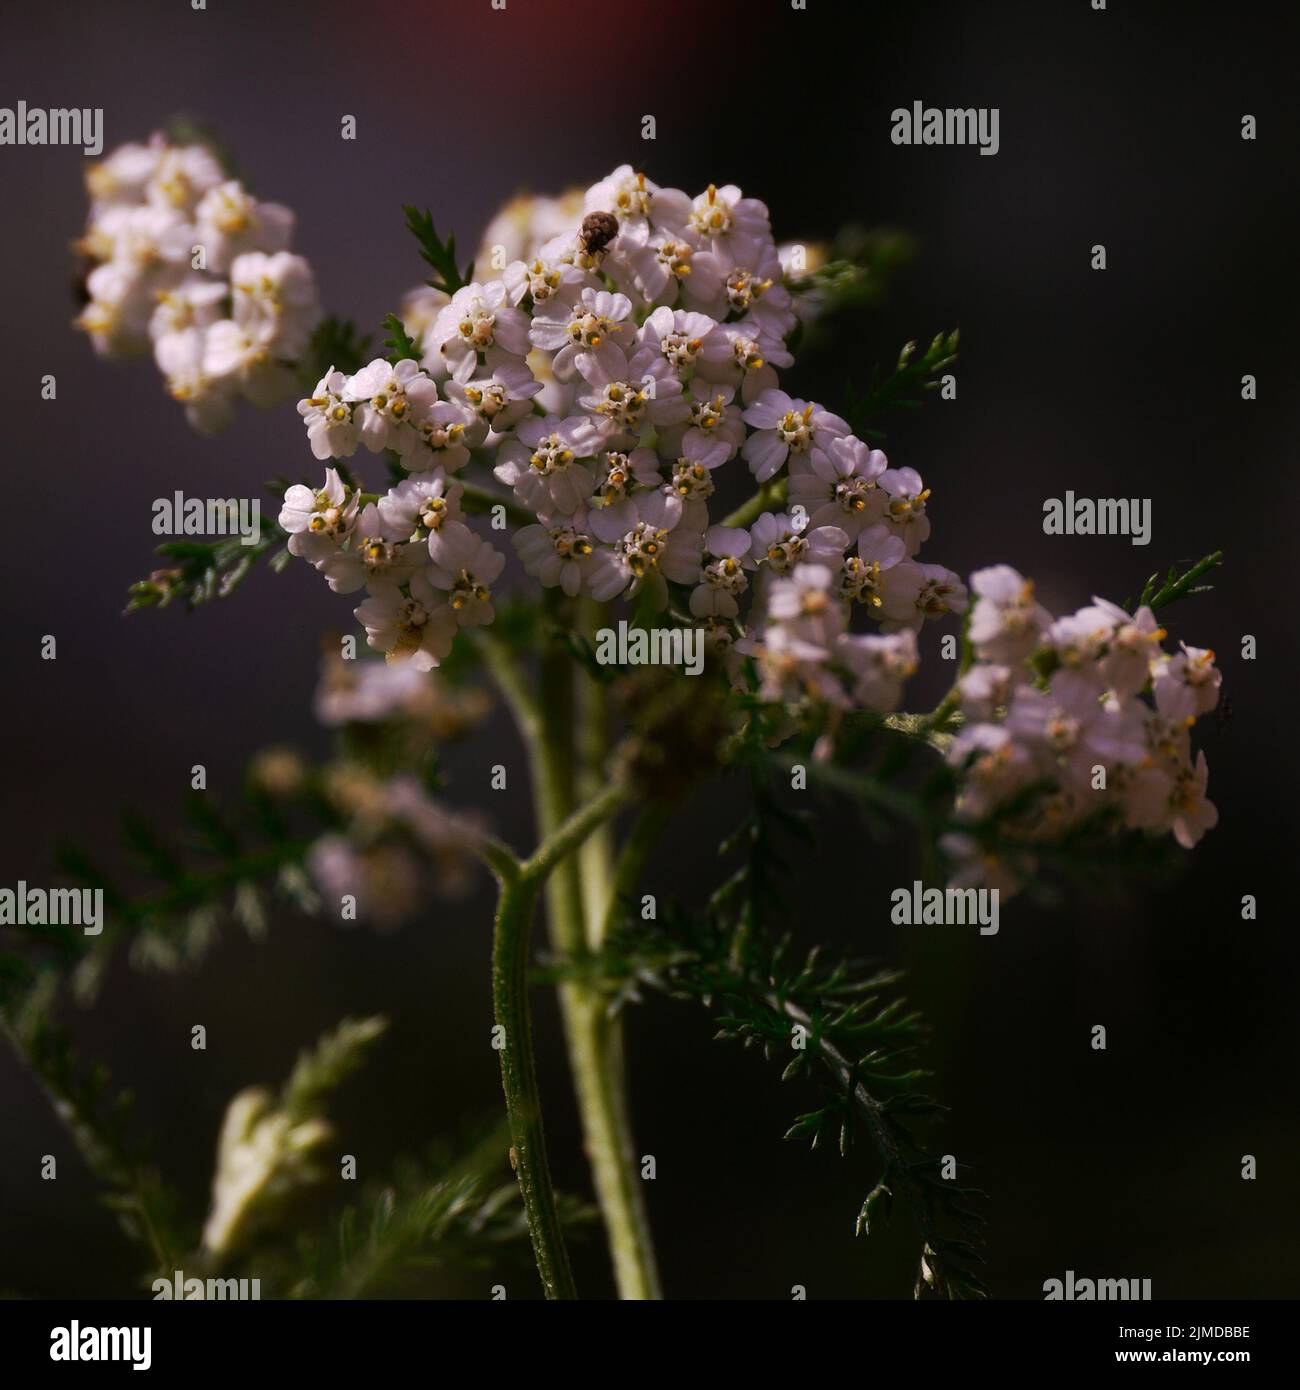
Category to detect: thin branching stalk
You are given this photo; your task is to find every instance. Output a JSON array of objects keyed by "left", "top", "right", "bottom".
[{"left": 478, "top": 621, "right": 664, "bottom": 1298}]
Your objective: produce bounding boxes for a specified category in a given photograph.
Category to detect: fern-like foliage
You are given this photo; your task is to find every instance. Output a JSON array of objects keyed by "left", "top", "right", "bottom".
[
  {"left": 286, "top": 1133, "right": 593, "bottom": 1299},
  {"left": 0, "top": 980, "right": 194, "bottom": 1275},
  {"left": 124, "top": 528, "right": 291, "bottom": 613},
  {"left": 402, "top": 204, "right": 473, "bottom": 296},
  {"left": 46, "top": 783, "right": 325, "bottom": 1000},
  {"left": 1126, "top": 549, "right": 1224, "bottom": 616},
  {"left": 382, "top": 311, "right": 421, "bottom": 365},
  {"left": 580, "top": 770, "right": 987, "bottom": 1299},
  {"left": 299, "top": 313, "right": 372, "bottom": 386},
  {"left": 844, "top": 329, "right": 960, "bottom": 440}
]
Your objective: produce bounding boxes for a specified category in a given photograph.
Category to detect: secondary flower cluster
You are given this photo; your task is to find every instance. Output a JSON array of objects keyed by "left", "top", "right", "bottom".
[
  {"left": 75, "top": 134, "right": 321, "bottom": 432},
  {"left": 284, "top": 165, "right": 967, "bottom": 715},
  {"left": 941, "top": 567, "right": 1221, "bottom": 895}
]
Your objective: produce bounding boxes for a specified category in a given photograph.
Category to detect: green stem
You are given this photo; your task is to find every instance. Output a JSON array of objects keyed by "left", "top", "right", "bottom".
[
  {"left": 576, "top": 600, "right": 615, "bottom": 947},
  {"left": 486, "top": 779, "right": 631, "bottom": 1301},
  {"left": 480, "top": 620, "right": 665, "bottom": 1299},
  {"left": 723, "top": 476, "right": 788, "bottom": 529},
  {"left": 489, "top": 865, "right": 576, "bottom": 1300}
]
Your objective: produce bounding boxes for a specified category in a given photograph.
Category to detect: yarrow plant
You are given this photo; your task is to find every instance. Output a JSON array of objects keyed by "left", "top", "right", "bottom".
[{"left": 0, "top": 135, "right": 1225, "bottom": 1301}]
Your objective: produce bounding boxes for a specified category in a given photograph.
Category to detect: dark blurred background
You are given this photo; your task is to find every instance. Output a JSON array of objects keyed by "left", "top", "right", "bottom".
[{"left": 2, "top": 0, "right": 1297, "bottom": 1299}]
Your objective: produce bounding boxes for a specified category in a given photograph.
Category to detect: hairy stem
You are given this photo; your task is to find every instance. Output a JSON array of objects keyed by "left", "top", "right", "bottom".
[
  {"left": 489, "top": 867, "right": 576, "bottom": 1299},
  {"left": 480, "top": 620, "right": 664, "bottom": 1298}
]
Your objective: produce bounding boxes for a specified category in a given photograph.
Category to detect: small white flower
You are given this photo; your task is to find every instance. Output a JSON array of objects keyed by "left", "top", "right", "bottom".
[
  {"left": 322, "top": 503, "right": 423, "bottom": 594},
  {"left": 355, "top": 573, "right": 458, "bottom": 670},
  {"left": 590, "top": 446, "right": 663, "bottom": 507},
  {"left": 635, "top": 306, "right": 718, "bottom": 377},
  {"left": 377, "top": 472, "right": 465, "bottom": 541},
  {"left": 203, "top": 319, "right": 297, "bottom": 407},
  {"left": 696, "top": 319, "right": 792, "bottom": 404},
  {"left": 530, "top": 287, "right": 634, "bottom": 382},
  {"left": 878, "top": 467, "right": 932, "bottom": 555},
  {"left": 427, "top": 521, "right": 507, "bottom": 626},
  {"left": 194, "top": 179, "right": 294, "bottom": 273},
  {"left": 297, "top": 368, "right": 359, "bottom": 460},
  {"left": 577, "top": 349, "right": 689, "bottom": 443},
  {"left": 584, "top": 165, "right": 691, "bottom": 232},
  {"left": 788, "top": 434, "right": 888, "bottom": 533},
  {"left": 742, "top": 389, "right": 850, "bottom": 484},
  {"left": 229, "top": 251, "right": 321, "bottom": 358},
  {"left": 148, "top": 276, "right": 228, "bottom": 344},
  {"left": 344, "top": 358, "right": 440, "bottom": 455},
  {"left": 1153, "top": 643, "right": 1221, "bottom": 722},
  {"left": 838, "top": 524, "right": 913, "bottom": 615},
  {"left": 687, "top": 183, "right": 773, "bottom": 262},
  {"left": 767, "top": 563, "right": 847, "bottom": 649},
  {"left": 835, "top": 629, "right": 919, "bottom": 712},
  {"left": 429, "top": 281, "right": 532, "bottom": 383},
  {"left": 280, "top": 468, "right": 360, "bottom": 566},
  {"left": 746, "top": 511, "right": 849, "bottom": 578},
  {"left": 690, "top": 525, "right": 752, "bottom": 619},
  {"left": 586, "top": 491, "right": 702, "bottom": 606},
  {"left": 968, "top": 566, "right": 1051, "bottom": 664},
  {"left": 514, "top": 507, "right": 603, "bottom": 598},
  {"left": 494, "top": 414, "right": 602, "bottom": 515},
  {"left": 154, "top": 326, "right": 238, "bottom": 433}
]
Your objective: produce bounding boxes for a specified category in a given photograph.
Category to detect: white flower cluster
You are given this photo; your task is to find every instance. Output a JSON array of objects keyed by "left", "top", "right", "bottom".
[
  {"left": 284, "top": 165, "right": 967, "bottom": 712},
  {"left": 942, "top": 567, "right": 1222, "bottom": 895},
  {"left": 75, "top": 134, "right": 321, "bottom": 432}
]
